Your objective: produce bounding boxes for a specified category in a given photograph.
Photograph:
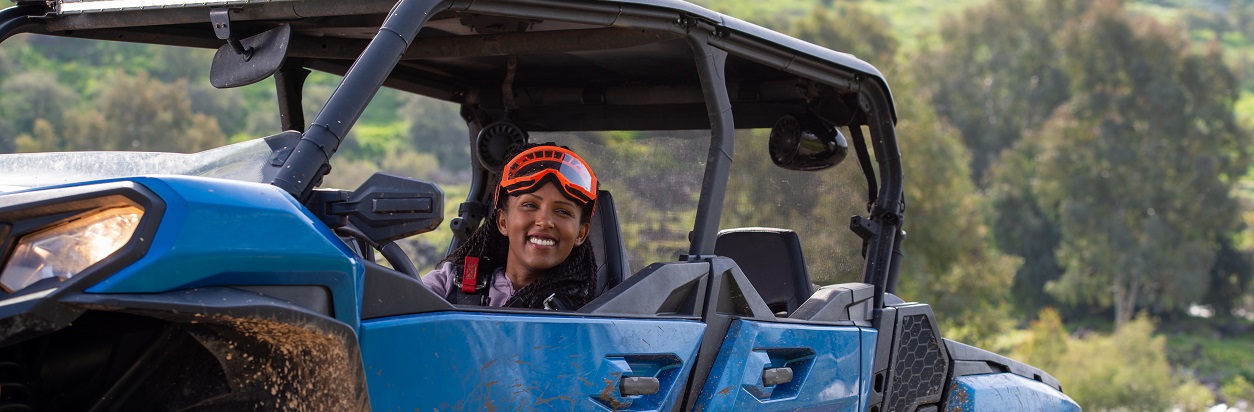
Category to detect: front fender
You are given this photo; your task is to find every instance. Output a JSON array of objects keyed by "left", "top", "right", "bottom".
[{"left": 84, "top": 176, "right": 365, "bottom": 330}]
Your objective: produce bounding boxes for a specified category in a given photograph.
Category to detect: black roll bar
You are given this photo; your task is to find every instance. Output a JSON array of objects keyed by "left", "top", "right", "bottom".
[
  {"left": 0, "top": 6, "right": 46, "bottom": 43},
  {"left": 270, "top": 0, "right": 447, "bottom": 200},
  {"left": 858, "top": 85, "right": 905, "bottom": 314},
  {"left": 684, "top": 32, "right": 735, "bottom": 258}
]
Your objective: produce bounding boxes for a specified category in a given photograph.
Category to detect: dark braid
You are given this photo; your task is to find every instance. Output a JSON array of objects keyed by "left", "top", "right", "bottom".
[{"left": 440, "top": 209, "right": 508, "bottom": 269}]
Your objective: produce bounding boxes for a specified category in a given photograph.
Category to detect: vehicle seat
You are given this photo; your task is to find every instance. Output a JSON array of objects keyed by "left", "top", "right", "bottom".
[
  {"left": 588, "top": 190, "right": 630, "bottom": 295},
  {"left": 714, "top": 227, "right": 812, "bottom": 314}
]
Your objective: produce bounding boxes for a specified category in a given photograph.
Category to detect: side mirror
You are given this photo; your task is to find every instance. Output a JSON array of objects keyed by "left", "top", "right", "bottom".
[
  {"left": 210, "top": 23, "right": 292, "bottom": 89},
  {"left": 336, "top": 173, "right": 444, "bottom": 244},
  {"left": 768, "top": 114, "right": 848, "bottom": 171}
]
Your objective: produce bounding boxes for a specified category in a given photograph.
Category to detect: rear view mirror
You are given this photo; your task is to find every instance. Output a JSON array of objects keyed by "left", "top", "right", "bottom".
[
  {"left": 210, "top": 23, "right": 291, "bottom": 89},
  {"left": 768, "top": 114, "right": 849, "bottom": 171}
]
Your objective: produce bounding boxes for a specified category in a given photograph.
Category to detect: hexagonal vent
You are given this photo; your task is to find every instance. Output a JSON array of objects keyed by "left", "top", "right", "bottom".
[{"left": 887, "top": 314, "right": 947, "bottom": 412}]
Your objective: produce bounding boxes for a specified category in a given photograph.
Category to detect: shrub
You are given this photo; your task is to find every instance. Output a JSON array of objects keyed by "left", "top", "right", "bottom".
[
  {"left": 1221, "top": 376, "right": 1254, "bottom": 406},
  {"left": 1174, "top": 377, "right": 1214, "bottom": 412},
  {"left": 1017, "top": 311, "right": 1177, "bottom": 411}
]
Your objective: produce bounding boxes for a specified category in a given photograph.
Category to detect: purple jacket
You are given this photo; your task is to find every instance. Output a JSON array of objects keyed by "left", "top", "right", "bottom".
[{"left": 421, "top": 261, "right": 515, "bottom": 307}]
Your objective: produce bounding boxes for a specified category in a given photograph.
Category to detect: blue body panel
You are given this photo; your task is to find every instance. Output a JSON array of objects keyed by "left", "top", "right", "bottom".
[
  {"left": 16, "top": 177, "right": 1079, "bottom": 412},
  {"left": 360, "top": 312, "right": 706, "bottom": 411},
  {"left": 859, "top": 328, "right": 877, "bottom": 404},
  {"left": 943, "top": 373, "right": 1080, "bottom": 411},
  {"left": 692, "top": 319, "right": 873, "bottom": 411},
  {"left": 83, "top": 176, "right": 363, "bottom": 329}
]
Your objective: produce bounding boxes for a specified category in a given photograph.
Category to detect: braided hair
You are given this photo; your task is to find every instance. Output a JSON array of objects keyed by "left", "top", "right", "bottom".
[{"left": 442, "top": 143, "right": 599, "bottom": 309}]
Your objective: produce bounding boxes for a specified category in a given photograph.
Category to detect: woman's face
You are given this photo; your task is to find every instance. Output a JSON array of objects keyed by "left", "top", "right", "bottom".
[{"left": 496, "top": 182, "right": 590, "bottom": 282}]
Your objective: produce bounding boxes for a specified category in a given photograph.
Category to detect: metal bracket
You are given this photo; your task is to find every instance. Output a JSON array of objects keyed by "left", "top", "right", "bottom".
[
  {"left": 675, "top": 14, "right": 698, "bottom": 31},
  {"left": 851, "top": 216, "right": 878, "bottom": 240},
  {"left": 210, "top": 8, "right": 253, "bottom": 61},
  {"left": 870, "top": 203, "right": 904, "bottom": 227},
  {"left": 449, "top": 201, "right": 489, "bottom": 242}
]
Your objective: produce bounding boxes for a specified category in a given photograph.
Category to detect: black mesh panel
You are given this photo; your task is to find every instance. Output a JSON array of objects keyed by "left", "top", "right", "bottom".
[{"left": 888, "top": 314, "right": 947, "bottom": 412}]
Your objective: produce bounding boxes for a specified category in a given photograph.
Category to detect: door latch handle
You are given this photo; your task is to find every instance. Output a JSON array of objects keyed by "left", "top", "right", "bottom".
[
  {"left": 620, "top": 376, "right": 660, "bottom": 396},
  {"left": 762, "top": 367, "right": 793, "bottom": 386}
]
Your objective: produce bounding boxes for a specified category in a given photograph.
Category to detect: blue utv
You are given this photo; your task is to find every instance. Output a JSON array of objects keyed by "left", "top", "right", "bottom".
[{"left": 0, "top": 0, "right": 1079, "bottom": 410}]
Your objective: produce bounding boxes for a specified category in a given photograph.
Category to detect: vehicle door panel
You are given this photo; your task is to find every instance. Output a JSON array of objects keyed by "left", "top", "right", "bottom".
[
  {"left": 692, "top": 319, "right": 876, "bottom": 411},
  {"left": 360, "top": 313, "right": 705, "bottom": 411}
]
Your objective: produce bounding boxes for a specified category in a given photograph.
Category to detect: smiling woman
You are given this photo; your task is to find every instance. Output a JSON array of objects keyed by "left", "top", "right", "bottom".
[{"left": 421, "top": 144, "right": 599, "bottom": 310}]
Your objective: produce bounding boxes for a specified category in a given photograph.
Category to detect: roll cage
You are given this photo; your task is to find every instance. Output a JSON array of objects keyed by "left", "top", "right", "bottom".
[
  {"left": 1, "top": 1, "right": 906, "bottom": 312},
  {"left": 2, "top": 0, "right": 906, "bottom": 355}
]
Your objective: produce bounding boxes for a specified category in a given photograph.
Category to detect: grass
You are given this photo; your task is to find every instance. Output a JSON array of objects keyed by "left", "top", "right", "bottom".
[{"left": 1165, "top": 329, "right": 1254, "bottom": 384}]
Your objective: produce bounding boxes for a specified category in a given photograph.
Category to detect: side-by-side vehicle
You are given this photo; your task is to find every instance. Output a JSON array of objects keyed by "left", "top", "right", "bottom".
[{"left": 0, "top": 0, "right": 1079, "bottom": 410}]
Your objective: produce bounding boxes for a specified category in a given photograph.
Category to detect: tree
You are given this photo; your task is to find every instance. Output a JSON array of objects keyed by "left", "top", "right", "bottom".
[
  {"left": 58, "top": 71, "right": 226, "bottom": 153},
  {"left": 0, "top": 71, "right": 79, "bottom": 153},
  {"left": 1206, "top": 232, "right": 1253, "bottom": 321},
  {"left": 1035, "top": 1, "right": 1250, "bottom": 328},
  {"left": 1020, "top": 314, "right": 1177, "bottom": 411},
  {"left": 917, "top": 0, "right": 1093, "bottom": 318},
  {"left": 985, "top": 142, "right": 1066, "bottom": 316},
  {"left": 892, "top": 75, "right": 1019, "bottom": 343},
  {"left": 399, "top": 95, "right": 470, "bottom": 172},
  {"left": 791, "top": 4, "right": 898, "bottom": 67},
  {"left": 916, "top": 0, "right": 1085, "bottom": 182},
  {"left": 786, "top": 3, "right": 1018, "bottom": 343}
]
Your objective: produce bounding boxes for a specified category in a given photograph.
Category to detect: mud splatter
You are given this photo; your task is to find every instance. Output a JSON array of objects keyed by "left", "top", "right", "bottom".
[{"left": 190, "top": 315, "right": 366, "bottom": 412}]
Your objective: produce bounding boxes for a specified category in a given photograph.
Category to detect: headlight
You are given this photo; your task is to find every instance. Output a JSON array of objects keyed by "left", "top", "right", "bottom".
[{"left": 1, "top": 206, "right": 144, "bottom": 293}]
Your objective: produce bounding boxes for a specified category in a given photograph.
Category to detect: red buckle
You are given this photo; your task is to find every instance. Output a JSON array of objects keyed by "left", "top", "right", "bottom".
[{"left": 461, "top": 257, "right": 480, "bottom": 293}]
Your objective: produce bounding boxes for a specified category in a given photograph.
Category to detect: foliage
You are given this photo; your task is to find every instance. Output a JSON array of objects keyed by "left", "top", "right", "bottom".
[
  {"left": 1019, "top": 313, "right": 1176, "bottom": 411},
  {"left": 1035, "top": 0, "right": 1251, "bottom": 327},
  {"left": 916, "top": 0, "right": 1083, "bottom": 181},
  {"left": 0, "top": 71, "right": 78, "bottom": 153},
  {"left": 341, "top": 122, "right": 410, "bottom": 161},
  {"left": 892, "top": 76, "right": 1019, "bottom": 344},
  {"left": 1016, "top": 308, "right": 1068, "bottom": 373},
  {"left": 781, "top": 3, "right": 1018, "bottom": 343},
  {"left": 916, "top": 0, "right": 1087, "bottom": 318},
  {"left": 984, "top": 142, "right": 1066, "bottom": 317},
  {"left": 399, "top": 95, "right": 470, "bottom": 172},
  {"left": 925, "top": 0, "right": 1254, "bottom": 327},
  {"left": 12, "top": 71, "right": 227, "bottom": 153},
  {"left": 1176, "top": 378, "right": 1216, "bottom": 412},
  {"left": 1222, "top": 375, "right": 1254, "bottom": 406},
  {"left": 791, "top": 3, "right": 898, "bottom": 67},
  {"left": 1207, "top": 233, "right": 1254, "bottom": 319},
  {"left": 1166, "top": 328, "right": 1254, "bottom": 387},
  {"left": 5, "top": 0, "right": 1254, "bottom": 407}
]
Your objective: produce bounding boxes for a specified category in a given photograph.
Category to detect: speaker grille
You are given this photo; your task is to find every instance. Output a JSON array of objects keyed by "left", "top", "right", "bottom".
[{"left": 888, "top": 314, "right": 946, "bottom": 412}]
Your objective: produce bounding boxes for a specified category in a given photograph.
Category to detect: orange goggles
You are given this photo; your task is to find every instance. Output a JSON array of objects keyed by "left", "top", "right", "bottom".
[{"left": 499, "top": 146, "right": 598, "bottom": 207}]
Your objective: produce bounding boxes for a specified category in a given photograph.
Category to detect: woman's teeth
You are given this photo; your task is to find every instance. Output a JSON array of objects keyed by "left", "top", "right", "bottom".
[{"left": 529, "top": 237, "right": 555, "bottom": 246}]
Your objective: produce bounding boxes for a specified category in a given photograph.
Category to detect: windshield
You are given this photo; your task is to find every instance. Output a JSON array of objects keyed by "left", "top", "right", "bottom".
[
  {"left": 720, "top": 128, "right": 869, "bottom": 286},
  {"left": 0, "top": 136, "right": 279, "bottom": 189},
  {"left": 534, "top": 128, "right": 868, "bottom": 282}
]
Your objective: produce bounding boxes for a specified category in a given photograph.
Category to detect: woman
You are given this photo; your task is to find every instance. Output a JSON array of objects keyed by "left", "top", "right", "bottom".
[{"left": 422, "top": 144, "right": 599, "bottom": 310}]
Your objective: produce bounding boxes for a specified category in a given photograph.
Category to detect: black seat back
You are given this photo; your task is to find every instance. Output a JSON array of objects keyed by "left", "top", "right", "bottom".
[
  {"left": 714, "top": 227, "right": 812, "bottom": 314},
  {"left": 588, "top": 190, "right": 630, "bottom": 294}
]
